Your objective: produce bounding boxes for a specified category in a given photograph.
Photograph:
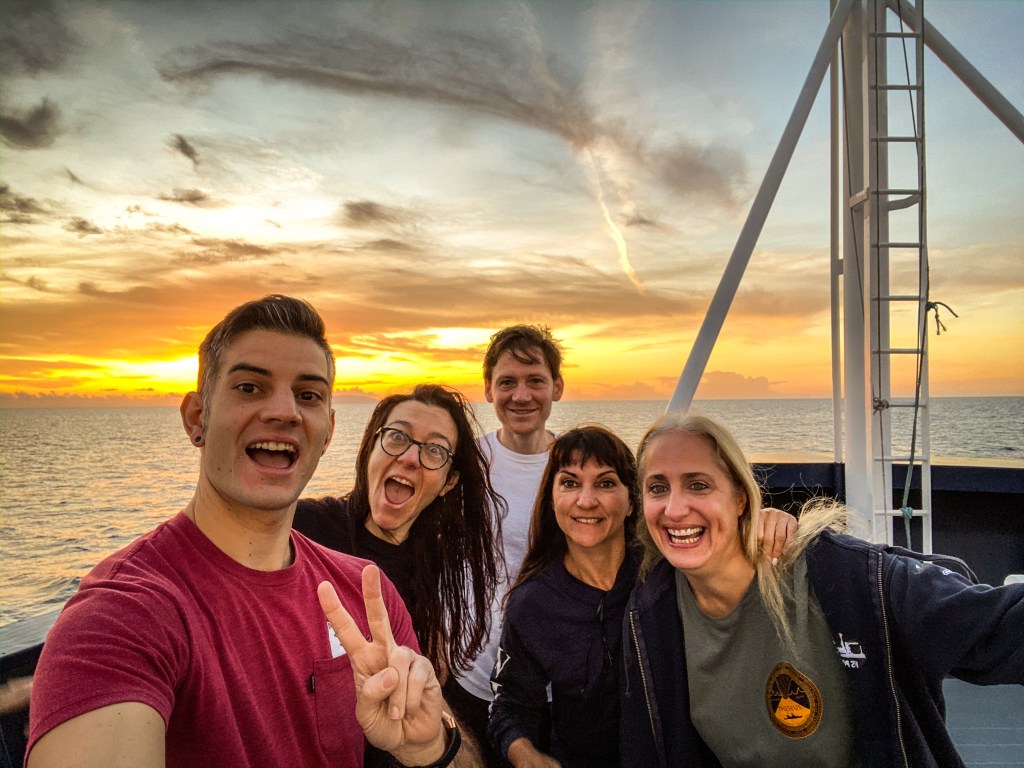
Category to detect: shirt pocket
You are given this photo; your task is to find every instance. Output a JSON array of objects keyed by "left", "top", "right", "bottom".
[{"left": 313, "top": 654, "right": 364, "bottom": 758}]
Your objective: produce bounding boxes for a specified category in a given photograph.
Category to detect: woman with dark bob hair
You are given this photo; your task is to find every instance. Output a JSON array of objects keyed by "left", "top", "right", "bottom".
[
  {"left": 294, "top": 384, "right": 505, "bottom": 681},
  {"left": 488, "top": 425, "right": 638, "bottom": 768}
]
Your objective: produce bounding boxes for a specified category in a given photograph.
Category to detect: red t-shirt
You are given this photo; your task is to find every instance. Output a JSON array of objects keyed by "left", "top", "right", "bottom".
[{"left": 28, "top": 512, "right": 418, "bottom": 767}]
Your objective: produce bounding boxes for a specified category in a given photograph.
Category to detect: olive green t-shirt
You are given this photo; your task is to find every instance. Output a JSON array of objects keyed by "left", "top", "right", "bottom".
[{"left": 676, "top": 557, "right": 859, "bottom": 767}]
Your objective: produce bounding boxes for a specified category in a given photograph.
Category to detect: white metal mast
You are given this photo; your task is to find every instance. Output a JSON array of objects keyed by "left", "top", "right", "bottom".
[
  {"left": 841, "top": 0, "right": 932, "bottom": 548},
  {"left": 667, "top": 0, "right": 1023, "bottom": 550}
]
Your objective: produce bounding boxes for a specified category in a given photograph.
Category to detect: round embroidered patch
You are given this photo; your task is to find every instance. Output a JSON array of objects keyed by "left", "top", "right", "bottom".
[{"left": 765, "top": 661, "right": 823, "bottom": 738}]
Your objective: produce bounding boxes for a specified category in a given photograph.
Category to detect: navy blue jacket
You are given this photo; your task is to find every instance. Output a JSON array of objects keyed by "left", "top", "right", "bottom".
[
  {"left": 489, "top": 551, "right": 639, "bottom": 767},
  {"left": 620, "top": 530, "right": 1024, "bottom": 767}
]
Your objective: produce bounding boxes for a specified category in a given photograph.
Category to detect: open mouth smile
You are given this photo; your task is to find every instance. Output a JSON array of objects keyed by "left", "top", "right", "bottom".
[
  {"left": 383, "top": 475, "right": 415, "bottom": 505},
  {"left": 246, "top": 440, "right": 297, "bottom": 469},
  {"left": 667, "top": 526, "right": 705, "bottom": 545}
]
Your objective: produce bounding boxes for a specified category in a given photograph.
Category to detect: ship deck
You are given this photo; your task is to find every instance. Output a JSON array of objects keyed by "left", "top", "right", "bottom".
[{"left": 946, "top": 679, "right": 1024, "bottom": 767}]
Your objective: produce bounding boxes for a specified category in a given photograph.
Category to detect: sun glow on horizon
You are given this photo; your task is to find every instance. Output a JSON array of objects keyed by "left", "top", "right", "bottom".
[{"left": 0, "top": 2, "right": 1019, "bottom": 409}]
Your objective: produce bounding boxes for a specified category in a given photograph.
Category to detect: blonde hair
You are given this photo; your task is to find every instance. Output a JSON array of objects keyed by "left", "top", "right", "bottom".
[{"left": 634, "top": 412, "right": 847, "bottom": 644}]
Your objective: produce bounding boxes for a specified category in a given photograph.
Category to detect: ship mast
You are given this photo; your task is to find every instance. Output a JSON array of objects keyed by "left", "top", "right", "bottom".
[
  {"left": 667, "top": 0, "right": 1024, "bottom": 550},
  {"left": 841, "top": 0, "right": 932, "bottom": 549}
]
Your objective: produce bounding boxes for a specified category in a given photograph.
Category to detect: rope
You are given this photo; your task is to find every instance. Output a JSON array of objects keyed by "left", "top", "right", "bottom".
[
  {"left": 897, "top": 299, "right": 956, "bottom": 544},
  {"left": 927, "top": 300, "right": 958, "bottom": 335}
]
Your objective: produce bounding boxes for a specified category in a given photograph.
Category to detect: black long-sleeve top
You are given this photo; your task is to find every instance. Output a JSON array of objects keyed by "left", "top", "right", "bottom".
[
  {"left": 293, "top": 496, "right": 415, "bottom": 608},
  {"left": 488, "top": 549, "right": 639, "bottom": 768}
]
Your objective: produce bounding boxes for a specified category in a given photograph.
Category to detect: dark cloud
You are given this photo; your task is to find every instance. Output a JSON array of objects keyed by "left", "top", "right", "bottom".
[
  {"left": 110, "top": 220, "right": 197, "bottom": 239},
  {"left": 1, "top": 212, "right": 36, "bottom": 224},
  {"left": 158, "top": 188, "right": 224, "bottom": 207},
  {"left": 190, "top": 238, "right": 274, "bottom": 257},
  {"left": 63, "top": 217, "right": 103, "bottom": 236},
  {"left": 126, "top": 204, "right": 160, "bottom": 217},
  {"left": 358, "top": 238, "right": 419, "bottom": 253},
  {"left": 652, "top": 140, "right": 745, "bottom": 207},
  {"left": 624, "top": 214, "right": 659, "bottom": 229},
  {"left": 160, "top": 188, "right": 208, "bottom": 204},
  {"left": 159, "top": 25, "right": 744, "bottom": 207},
  {"left": 169, "top": 133, "right": 201, "bottom": 167},
  {"left": 0, "top": 0, "right": 80, "bottom": 76},
  {"left": 160, "top": 30, "right": 596, "bottom": 144},
  {"left": 343, "top": 200, "right": 406, "bottom": 227},
  {"left": 174, "top": 238, "right": 276, "bottom": 266},
  {"left": 1, "top": 274, "right": 51, "bottom": 292},
  {"left": 64, "top": 167, "right": 85, "bottom": 185},
  {"left": 145, "top": 222, "right": 195, "bottom": 236},
  {"left": 622, "top": 213, "right": 679, "bottom": 235},
  {"left": 0, "top": 184, "right": 50, "bottom": 215},
  {"left": 0, "top": 98, "right": 62, "bottom": 149},
  {"left": 78, "top": 281, "right": 106, "bottom": 297}
]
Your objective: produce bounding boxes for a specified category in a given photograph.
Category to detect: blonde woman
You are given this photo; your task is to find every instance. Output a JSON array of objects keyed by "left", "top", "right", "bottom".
[{"left": 620, "top": 412, "right": 1024, "bottom": 767}]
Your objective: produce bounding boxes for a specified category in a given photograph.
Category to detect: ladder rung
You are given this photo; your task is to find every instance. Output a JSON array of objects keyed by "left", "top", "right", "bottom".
[
  {"left": 873, "top": 84, "right": 922, "bottom": 91},
  {"left": 871, "top": 32, "right": 920, "bottom": 39},
  {"left": 886, "top": 195, "right": 921, "bottom": 211},
  {"left": 875, "top": 189, "right": 921, "bottom": 196},
  {"left": 874, "top": 136, "right": 921, "bottom": 143},
  {"left": 876, "top": 294, "right": 924, "bottom": 302},
  {"left": 871, "top": 397, "right": 929, "bottom": 409},
  {"left": 873, "top": 509, "right": 930, "bottom": 518},
  {"left": 884, "top": 398, "right": 928, "bottom": 408},
  {"left": 876, "top": 241, "right": 921, "bottom": 248},
  {"left": 874, "top": 455, "right": 932, "bottom": 463}
]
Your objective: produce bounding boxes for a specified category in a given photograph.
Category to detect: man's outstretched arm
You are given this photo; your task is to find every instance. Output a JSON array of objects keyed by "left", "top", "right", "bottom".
[{"left": 28, "top": 701, "right": 164, "bottom": 768}]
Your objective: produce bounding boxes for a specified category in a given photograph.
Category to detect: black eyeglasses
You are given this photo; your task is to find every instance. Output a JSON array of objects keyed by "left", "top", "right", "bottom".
[{"left": 375, "top": 427, "right": 454, "bottom": 471}]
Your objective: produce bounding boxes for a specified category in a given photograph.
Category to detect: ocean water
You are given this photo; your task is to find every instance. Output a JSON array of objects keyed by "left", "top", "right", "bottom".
[{"left": 1, "top": 397, "right": 1020, "bottom": 627}]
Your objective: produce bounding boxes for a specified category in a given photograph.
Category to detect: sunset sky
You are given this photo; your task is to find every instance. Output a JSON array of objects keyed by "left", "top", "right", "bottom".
[{"left": 2, "top": 0, "right": 1021, "bottom": 407}]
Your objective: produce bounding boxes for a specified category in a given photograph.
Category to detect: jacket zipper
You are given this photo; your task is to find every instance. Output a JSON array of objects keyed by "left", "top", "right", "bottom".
[
  {"left": 628, "top": 611, "right": 660, "bottom": 754},
  {"left": 877, "top": 555, "right": 909, "bottom": 768}
]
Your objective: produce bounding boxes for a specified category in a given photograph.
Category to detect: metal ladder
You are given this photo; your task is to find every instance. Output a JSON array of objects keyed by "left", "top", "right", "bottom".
[{"left": 867, "top": 0, "right": 932, "bottom": 551}]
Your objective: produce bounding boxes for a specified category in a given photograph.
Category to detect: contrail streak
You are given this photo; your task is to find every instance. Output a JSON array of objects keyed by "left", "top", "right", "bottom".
[{"left": 581, "top": 148, "right": 644, "bottom": 294}]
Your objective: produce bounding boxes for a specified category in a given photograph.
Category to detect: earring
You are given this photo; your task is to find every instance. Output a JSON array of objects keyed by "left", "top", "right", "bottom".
[{"left": 194, "top": 434, "right": 203, "bottom": 444}]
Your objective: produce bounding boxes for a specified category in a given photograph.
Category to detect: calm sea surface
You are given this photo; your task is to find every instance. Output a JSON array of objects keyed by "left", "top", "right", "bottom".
[{"left": 1, "top": 397, "right": 1020, "bottom": 627}]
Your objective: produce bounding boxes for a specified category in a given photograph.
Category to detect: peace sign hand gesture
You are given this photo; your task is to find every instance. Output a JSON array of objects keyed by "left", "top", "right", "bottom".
[{"left": 318, "top": 565, "right": 447, "bottom": 766}]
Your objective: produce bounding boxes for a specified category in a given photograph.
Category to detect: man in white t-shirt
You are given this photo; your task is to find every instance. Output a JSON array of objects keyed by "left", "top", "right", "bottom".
[
  {"left": 442, "top": 325, "right": 564, "bottom": 766},
  {"left": 440, "top": 325, "right": 798, "bottom": 767}
]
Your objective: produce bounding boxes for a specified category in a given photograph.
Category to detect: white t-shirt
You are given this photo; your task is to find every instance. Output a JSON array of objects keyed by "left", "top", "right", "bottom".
[{"left": 454, "top": 430, "right": 550, "bottom": 700}]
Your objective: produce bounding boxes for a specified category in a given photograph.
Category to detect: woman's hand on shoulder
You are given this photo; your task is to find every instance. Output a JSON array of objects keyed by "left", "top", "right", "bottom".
[{"left": 758, "top": 507, "right": 797, "bottom": 565}]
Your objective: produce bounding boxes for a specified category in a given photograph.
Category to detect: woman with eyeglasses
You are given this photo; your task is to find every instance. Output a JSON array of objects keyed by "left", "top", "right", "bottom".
[{"left": 293, "top": 384, "right": 504, "bottom": 686}]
